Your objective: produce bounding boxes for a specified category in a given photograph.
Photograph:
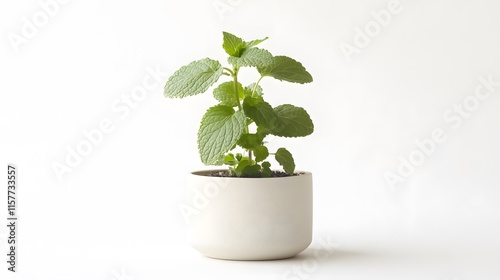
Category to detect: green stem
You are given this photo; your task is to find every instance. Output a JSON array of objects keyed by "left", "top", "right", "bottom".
[
  {"left": 252, "top": 75, "right": 265, "bottom": 96},
  {"left": 231, "top": 67, "right": 252, "bottom": 162},
  {"left": 224, "top": 67, "right": 235, "bottom": 76},
  {"left": 232, "top": 68, "right": 243, "bottom": 112}
]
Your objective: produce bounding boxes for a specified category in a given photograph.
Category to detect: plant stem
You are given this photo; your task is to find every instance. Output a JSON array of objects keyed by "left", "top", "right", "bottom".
[
  {"left": 224, "top": 67, "right": 235, "bottom": 76},
  {"left": 232, "top": 68, "right": 243, "bottom": 112},
  {"left": 232, "top": 67, "right": 252, "bottom": 162},
  {"left": 252, "top": 75, "right": 265, "bottom": 96}
]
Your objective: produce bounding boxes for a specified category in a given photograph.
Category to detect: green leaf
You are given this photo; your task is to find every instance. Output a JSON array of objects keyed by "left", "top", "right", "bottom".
[
  {"left": 235, "top": 153, "right": 243, "bottom": 161},
  {"left": 253, "top": 146, "right": 269, "bottom": 162},
  {"left": 242, "top": 96, "right": 280, "bottom": 130},
  {"left": 235, "top": 159, "right": 250, "bottom": 176},
  {"left": 256, "top": 125, "right": 271, "bottom": 137},
  {"left": 258, "top": 56, "right": 313, "bottom": 84},
  {"left": 241, "top": 164, "right": 261, "bottom": 177},
  {"left": 244, "top": 83, "right": 263, "bottom": 97},
  {"left": 246, "top": 37, "right": 269, "bottom": 49},
  {"left": 228, "top": 48, "right": 273, "bottom": 68},
  {"left": 237, "top": 133, "right": 264, "bottom": 149},
  {"left": 164, "top": 58, "right": 223, "bottom": 98},
  {"left": 198, "top": 105, "right": 246, "bottom": 165},
  {"left": 271, "top": 104, "right": 314, "bottom": 137},
  {"left": 222, "top": 32, "right": 246, "bottom": 57},
  {"left": 275, "top": 148, "right": 295, "bottom": 174},
  {"left": 261, "top": 161, "right": 272, "bottom": 177},
  {"left": 213, "top": 81, "right": 244, "bottom": 107},
  {"left": 223, "top": 153, "right": 236, "bottom": 166}
]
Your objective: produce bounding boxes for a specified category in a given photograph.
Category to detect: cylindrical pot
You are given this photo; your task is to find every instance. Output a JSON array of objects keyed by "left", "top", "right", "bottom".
[{"left": 185, "top": 170, "right": 313, "bottom": 260}]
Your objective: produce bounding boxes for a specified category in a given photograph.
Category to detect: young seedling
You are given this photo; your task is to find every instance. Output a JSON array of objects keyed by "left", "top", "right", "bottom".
[{"left": 164, "top": 32, "right": 314, "bottom": 177}]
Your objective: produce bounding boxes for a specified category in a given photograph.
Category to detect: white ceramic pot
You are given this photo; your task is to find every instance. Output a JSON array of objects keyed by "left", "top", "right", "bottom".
[{"left": 185, "top": 170, "right": 313, "bottom": 260}]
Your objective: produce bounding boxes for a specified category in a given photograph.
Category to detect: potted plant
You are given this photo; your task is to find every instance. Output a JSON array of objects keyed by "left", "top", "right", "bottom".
[{"left": 164, "top": 32, "right": 314, "bottom": 260}]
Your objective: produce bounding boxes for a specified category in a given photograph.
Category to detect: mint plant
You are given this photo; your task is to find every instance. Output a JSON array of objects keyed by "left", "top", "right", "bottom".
[{"left": 164, "top": 32, "right": 314, "bottom": 177}]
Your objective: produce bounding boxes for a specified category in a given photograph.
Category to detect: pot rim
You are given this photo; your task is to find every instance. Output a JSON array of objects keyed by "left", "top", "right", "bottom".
[{"left": 190, "top": 169, "right": 312, "bottom": 179}]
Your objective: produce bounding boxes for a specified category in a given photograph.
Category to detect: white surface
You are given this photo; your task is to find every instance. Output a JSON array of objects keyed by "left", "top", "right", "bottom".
[{"left": 1, "top": 0, "right": 500, "bottom": 279}]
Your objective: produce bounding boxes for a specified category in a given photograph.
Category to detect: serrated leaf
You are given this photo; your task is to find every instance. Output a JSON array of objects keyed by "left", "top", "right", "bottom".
[
  {"left": 222, "top": 32, "right": 246, "bottom": 57},
  {"left": 253, "top": 146, "right": 269, "bottom": 162},
  {"left": 164, "top": 58, "right": 223, "bottom": 98},
  {"left": 258, "top": 56, "right": 313, "bottom": 84},
  {"left": 228, "top": 48, "right": 273, "bottom": 68},
  {"left": 271, "top": 104, "right": 314, "bottom": 137},
  {"left": 244, "top": 83, "right": 264, "bottom": 97},
  {"left": 256, "top": 125, "right": 271, "bottom": 137},
  {"left": 242, "top": 96, "right": 280, "bottom": 130},
  {"left": 275, "top": 148, "right": 295, "bottom": 174},
  {"left": 213, "top": 81, "right": 244, "bottom": 107},
  {"left": 246, "top": 37, "right": 269, "bottom": 48},
  {"left": 237, "top": 133, "right": 264, "bottom": 149},
  {"left": 198, "top": 105, "right": 246, "bottom": 165}
]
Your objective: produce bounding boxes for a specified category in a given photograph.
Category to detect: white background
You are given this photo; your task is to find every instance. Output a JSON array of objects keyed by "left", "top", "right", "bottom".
[{"left": 1, "top": 0, "right": 500, "bottom": 279}]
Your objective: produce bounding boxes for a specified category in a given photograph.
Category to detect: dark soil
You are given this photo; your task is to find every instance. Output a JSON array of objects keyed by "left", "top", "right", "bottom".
[{"left": 207, "top": 170, "right": 304, "bottom": 178}]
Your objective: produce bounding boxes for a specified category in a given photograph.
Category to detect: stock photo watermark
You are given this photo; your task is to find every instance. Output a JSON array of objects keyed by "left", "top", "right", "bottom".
[
  {"left": 6, "top": 164, "right": 18, "bottom": 273},
  {"left": 281, "top": 235, "right": 338, "bottom": 280},
  {"left": 179, "top": 177, "right": 231, "bottom": 224},
  {"left": 110, "top": 267, "right": 135, "bottom": 280},
  {"left": 51, "top": 65, "right": 168, "bottom": 183},
  {"left": 385, "top": 74, "right": 500, "bottom": 190},
  {"left": 339, "top": 0, "right": 403, "bottom": 63},
  {"left": 212, "top": 0, "right": 242, "bottom": 20},
  {"left": 7, "top": 0, "right": 73, "bottom": 53}
]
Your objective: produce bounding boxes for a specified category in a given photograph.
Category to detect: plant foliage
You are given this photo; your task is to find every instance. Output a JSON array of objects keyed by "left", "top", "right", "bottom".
[{"left": 164, "top": 32, "right": 314, "bottom": 177}]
